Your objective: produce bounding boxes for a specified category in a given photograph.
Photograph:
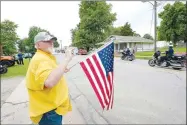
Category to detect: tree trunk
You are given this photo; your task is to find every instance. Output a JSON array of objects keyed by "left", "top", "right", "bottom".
[
  {"left": 86, "top": 46, "right": 90, "bottom": 52},
  {"left": 0, "top": 45, "right": 3, "bottom": 56},
  {"left": 185, "top": 1, "right": 187, "bottom": 43}
]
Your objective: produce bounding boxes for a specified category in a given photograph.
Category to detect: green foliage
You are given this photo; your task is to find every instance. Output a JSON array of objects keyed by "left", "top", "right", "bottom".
[
  {"left": 53, "top": 40, "right": 60, "bottom": 48},
  {"left": 158, "top": 2, "right": 186, "bottom": 45},
  {"left": 72, "top": 1, "right": 116, "bottom": 51},
  {"left": 143, "top": 33, "right": 154, "bottom": 40},
  {"left": 108, "top": 22, "right": 139, "bottom": 37},
  {"left": 16, "top": 38, "right": 30, "bottom": 53},
  {"left": 111, "top": 26, "right": 121, "bottom": 35},
  {"left": 133, "top": 32, "right": 141, "bottom": 37},
  {"left": 0, "top": 20, "right": 19, "bottom": 55},
  {"left": 119, "top": 22, "right": 135, "bottom": 36}
]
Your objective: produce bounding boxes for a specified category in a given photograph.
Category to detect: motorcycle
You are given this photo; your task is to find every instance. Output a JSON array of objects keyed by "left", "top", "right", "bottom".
[
  {"left": 121, "top": 52, "right": 135, "bottom": 61},
  {"left": 0, "top": 65, "right": 8, "bottom": 74},
  {"left": 148, "top": 51, "right": 186, "bottom": 70}
]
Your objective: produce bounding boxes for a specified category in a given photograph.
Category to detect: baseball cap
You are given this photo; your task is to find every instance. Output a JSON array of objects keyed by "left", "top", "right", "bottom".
[{"left": 34, "top": 32, "right": 57, "bottom": 43}]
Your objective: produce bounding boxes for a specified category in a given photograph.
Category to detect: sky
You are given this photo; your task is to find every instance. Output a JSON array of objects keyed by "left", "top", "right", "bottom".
[{"left": 1, "top": 1, "right": 175, "bottom": 46}]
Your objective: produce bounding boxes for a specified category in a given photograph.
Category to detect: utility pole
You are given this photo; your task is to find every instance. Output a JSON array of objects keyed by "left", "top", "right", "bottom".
[
  {"left": 142, "top": 1, "right": 159, "bottom": 52},
  {"left": 60, "top": 40, "right": 62, "bottom": 50},
  {"left": 154, "top": 1, "right": 157, "bottom": 52}
]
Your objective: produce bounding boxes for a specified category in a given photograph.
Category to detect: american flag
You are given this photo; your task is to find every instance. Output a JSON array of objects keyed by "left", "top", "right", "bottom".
[{"left": 80, "top": 41, "right": 114, "bottom": 110}]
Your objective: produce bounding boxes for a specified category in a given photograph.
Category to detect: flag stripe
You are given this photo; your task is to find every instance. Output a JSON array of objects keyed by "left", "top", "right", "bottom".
[
  {"left": 86, "top": 58, "right": 109, "bottom": 105},
  {"left": 95, "top": 54, "right": 111, "bottom": 95},
  {"left": 107, "top": 72, "right": 113, "bottom": 110},
  {"left": 110, "top": 72, "right": 114, "bottom": 109},
  {"left": 89, "top": 57, "right": 109, "bottom": 102},
  {"left": 80, "top": 62, "right": 105, "bottom": 109},
  {"left": 111, "top": 72, "right": 114, "bottom": 109},
  {"left": 92, "top": 55, "right": 110, "bottom": 98}
]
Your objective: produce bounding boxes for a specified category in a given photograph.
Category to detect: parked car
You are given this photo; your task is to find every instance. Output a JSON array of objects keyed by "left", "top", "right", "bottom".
[
  {"left": 23, "top": 53, "right": 32, "bottom": 59},
  {"left": 78, "top": 48, "right": 88, "bottom": 55},
  {"left": 0, "top": 56, "right": 15, "bottom": 67}
]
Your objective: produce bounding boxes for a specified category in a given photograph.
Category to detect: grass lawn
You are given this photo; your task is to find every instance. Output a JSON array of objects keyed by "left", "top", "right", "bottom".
[
  {"left": 135, "top": 47, "right": 186, "bottom": 57},
  {"left": 1, "top": 59, "right": 30, "bottom": 78}
]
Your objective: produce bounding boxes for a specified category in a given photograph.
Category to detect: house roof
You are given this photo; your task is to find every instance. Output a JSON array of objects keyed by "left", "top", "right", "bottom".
[{"left": 97, "top": 35, "right": 154, "bottom": 45}]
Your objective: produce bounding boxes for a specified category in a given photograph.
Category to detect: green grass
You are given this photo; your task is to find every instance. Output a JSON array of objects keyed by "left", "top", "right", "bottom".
[
  {"left": 136, "top": 56, "right": 152, "bottom": 60},
  {"left": 1, "top": 59, "right": 30, "bottom": 78},
  {"left": 135, "top": 47, "right": 186, "bottom": 57}
]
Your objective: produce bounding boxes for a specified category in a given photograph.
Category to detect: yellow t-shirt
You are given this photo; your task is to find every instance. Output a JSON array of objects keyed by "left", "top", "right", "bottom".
[{"left": 25, "top": 50, "right": 72, "bottom": 124}]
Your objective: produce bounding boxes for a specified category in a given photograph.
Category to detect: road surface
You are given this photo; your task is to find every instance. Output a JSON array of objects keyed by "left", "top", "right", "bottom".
[
  {"left": 1, "top": 54, "right": 185, "bottom": 124},
  {"left": 56, "top": 54, "right": 186, "bottom": 124},
  {"left": 1, "top": 76, "right": 25, "bottom": 107}
]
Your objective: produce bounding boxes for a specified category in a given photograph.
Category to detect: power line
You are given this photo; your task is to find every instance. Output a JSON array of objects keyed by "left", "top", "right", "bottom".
[{"left": 158, "top": 1, "right": 166, "bottom": 13}]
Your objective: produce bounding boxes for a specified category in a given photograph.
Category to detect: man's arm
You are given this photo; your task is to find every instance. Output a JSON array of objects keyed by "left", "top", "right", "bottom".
[{"left": 44, "top": 48, "right": 74, "bottom": 88}]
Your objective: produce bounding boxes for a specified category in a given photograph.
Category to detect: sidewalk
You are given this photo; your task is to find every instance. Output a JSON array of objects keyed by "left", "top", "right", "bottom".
[{"left": 1, "top": 79, "right": 86, "bottom": 124}]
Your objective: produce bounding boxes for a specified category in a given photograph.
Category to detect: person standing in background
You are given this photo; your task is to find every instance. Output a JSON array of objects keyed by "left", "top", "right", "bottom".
[{"left": 18, "top": 51, "right": 24, "bottom": 65}]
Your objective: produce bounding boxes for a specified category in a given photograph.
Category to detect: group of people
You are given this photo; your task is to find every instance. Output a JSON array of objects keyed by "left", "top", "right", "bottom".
[{"left": 14, "top": 52, "right": 24, "bottom": 65}]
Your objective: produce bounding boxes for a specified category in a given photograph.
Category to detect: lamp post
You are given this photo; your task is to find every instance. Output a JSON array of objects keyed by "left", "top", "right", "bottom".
[{"left": 60, "top": 40, "right": 62, "bottom": 53}]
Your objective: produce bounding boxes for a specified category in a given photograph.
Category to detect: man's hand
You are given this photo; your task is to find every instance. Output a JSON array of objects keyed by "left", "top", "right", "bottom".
[
  {"left": 64, "top": 68, "right": 70, "bottom": 73},
  {"left": 65, "top": 47, "right": 75, "bottom": 62}
]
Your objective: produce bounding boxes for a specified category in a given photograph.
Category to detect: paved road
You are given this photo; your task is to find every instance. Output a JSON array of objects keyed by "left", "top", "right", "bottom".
[
  {"left": 55, "top": 54, "right": 186, "bottom": 124},
  {"left": 1, "top": 54, "right": 185, "bottom": 124},
  {"left": 1, "top": 76, "right": 25, "bottom": 107}
]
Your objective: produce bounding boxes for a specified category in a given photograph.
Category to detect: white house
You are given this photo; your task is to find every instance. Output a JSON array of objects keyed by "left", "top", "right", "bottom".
[
  {"left": 98, "top": 35, "right": 154, "bottom": 52},
  {"left": 156, "top": 41, "right": 170, "bottom": 48}
]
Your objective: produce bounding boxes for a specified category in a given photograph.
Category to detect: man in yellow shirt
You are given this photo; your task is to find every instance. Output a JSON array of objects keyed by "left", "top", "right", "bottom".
[{"left": 26, "top": 32, "right": 74, "bottom": 125}]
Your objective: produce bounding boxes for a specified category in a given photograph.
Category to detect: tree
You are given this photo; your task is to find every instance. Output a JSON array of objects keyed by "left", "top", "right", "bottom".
[
  {"left": 158, "top": 2, "right": 186, "bottom": 45},
  {"left": 0, "top": 20, "right": 19, "bottom": 55},
  {"left": 72, "top": 1, "right": 116, "bottom": 51},
  {"left": 17, "top": 38, "right": 28, "bottom": 52},
  {"left": 185, "top": 1, "right": 187, "bottom": 43},
  {"left": 53, "top": 41, "right": 60, "bottom": 48},
  {"left": 133, "top": 32, "right": 141, "bottom": 37},
  {"left": 107, "top": 22, "right": 136, "bottom": 36},
  {"left": 120, "top": 22, "right": 135, "bottom": 36},
  {"left": 143, "top": 33, "right": 154, "bottom": 40},
  {"left": 70, "top": 24, "right": 80, "bottom": 44},
  {"left": 108, "top": 26, "right": 121, "bottom": 36}
]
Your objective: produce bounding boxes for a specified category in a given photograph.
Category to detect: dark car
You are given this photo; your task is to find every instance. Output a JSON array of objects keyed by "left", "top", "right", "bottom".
[
  {"left": 23, "top": 53, "right": 32, "bottom": 59},
  {"left": 78, "top": 48, "right": 88, "bottom": 55}
]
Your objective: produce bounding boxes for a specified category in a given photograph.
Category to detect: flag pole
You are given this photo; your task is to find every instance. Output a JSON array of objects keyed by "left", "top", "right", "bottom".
[{"left": 68, "top": 62, "right": 79, "bottom": 70}]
